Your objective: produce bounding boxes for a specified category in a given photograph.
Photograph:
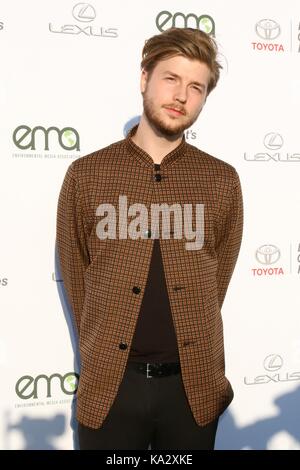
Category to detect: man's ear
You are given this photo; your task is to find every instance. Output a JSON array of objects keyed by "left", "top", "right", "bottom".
[{"left": 140, "top": 68, "right": 148, "bottom": 94}]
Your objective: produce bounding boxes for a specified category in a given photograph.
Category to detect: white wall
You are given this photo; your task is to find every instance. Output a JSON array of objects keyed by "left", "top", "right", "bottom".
[{"left": 0, "top": 0, "right": 299, "bottom": 450}]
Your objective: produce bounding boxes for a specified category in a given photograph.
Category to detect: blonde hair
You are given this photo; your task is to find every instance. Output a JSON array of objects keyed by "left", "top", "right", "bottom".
[{"left": 141, "top": 27, "right": 222, "bottom": 95}]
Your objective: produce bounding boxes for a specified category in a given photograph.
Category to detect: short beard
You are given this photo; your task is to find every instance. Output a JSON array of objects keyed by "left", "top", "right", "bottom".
[{"left": 143, "top": 93, "right": 198, "bottom": 138}]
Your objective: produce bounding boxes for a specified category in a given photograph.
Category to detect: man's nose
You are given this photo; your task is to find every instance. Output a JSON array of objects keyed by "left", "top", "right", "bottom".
[{"left": 173, "top": 85, "right": 187, "bottom": 103}]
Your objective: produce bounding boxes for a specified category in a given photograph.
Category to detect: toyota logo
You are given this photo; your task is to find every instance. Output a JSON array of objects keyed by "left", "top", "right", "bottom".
[
  {"left": 263, "top": 355, "right": 283, "bottom": 372},
  {"left": 255, "top": 19, "right": 281, "bottom": 40},
  {"left": 255, "top": 245, "right": 281, "bottom": 265}
]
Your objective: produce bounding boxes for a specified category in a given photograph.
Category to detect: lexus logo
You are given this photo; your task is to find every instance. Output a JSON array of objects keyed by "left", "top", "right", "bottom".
[
  {"left": 263, "top": 133, "right": 284, "bottom": 150},
  {"left": 72, "top": 3, "right": 96, "bottom": 22},
  {"left": 255, "top": 19, "right": 281, "bottom": 40},
  {"left": 263, "top": 355, "right": 283, "bottom": 372},
  {"left": 255, "top": 245, "right": 281, "bottom": 265}
]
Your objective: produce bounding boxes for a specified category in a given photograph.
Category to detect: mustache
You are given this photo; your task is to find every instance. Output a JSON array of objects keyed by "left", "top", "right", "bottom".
[{"left": 163, "top": 105, "right": 186, "bottom": 115}]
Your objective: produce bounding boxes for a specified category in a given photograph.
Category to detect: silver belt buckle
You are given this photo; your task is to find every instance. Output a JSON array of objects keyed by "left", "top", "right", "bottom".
[{"left": 146, "top": 363, "right": 152, "bottom": 378}]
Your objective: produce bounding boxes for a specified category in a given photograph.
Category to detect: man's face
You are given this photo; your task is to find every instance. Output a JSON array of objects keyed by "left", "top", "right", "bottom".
[{"left": 141, "top": 55, "right": 211, "bottom": 137}]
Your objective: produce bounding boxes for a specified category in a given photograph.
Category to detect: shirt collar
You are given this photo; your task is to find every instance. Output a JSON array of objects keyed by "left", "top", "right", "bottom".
[{"left": 125, "top": 124, "right": 187, "bottom": 169}]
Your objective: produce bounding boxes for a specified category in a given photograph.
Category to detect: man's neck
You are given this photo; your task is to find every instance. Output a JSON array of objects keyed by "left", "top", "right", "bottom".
[{"left": 131, "top": 114, "right": 183, "bottom": 164}]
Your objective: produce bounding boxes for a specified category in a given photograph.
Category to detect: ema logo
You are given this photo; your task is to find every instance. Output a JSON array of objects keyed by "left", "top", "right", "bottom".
[
  {"left": 252, "top": 18, "right": 284, "bottom": 52},
  {"left": 15, "top": 372, "right": 79, "bottom": 399},
  {"left": 156, "top": 11, "right": 215, "bottom": 36},
  {"left": 13, "top": 125, "right": 80, "bottom": 151}
]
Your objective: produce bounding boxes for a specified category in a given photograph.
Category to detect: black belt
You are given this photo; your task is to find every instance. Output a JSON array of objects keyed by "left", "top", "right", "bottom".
[{"left": 127, "top": 361, "right": 181, "bottom": 378}]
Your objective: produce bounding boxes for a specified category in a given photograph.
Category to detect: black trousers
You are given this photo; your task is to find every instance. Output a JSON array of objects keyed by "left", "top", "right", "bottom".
[{"left": 78, "top": 362, "right": 219, "bottom": 450}]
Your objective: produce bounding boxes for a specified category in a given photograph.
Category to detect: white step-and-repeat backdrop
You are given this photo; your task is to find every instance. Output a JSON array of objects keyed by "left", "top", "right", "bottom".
[{"left": 1, "top": 0, "right": 300, "bottom": 450}]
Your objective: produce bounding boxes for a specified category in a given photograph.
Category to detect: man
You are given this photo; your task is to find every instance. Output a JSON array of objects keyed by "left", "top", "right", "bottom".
[{"left": 56, "top": 27, "right": 243, "bottom": 450}]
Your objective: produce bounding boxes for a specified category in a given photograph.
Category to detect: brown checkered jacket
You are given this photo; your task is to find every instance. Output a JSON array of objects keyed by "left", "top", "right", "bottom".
[{"left": 56, "top": 124, "right": 243, "bottom": 429}]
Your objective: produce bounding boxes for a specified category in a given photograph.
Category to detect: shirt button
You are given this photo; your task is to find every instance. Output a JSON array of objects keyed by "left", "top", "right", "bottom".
[
  {"left": 132, "top": 286, "right": 141, "bottom": 294},
  {"left": 144, "top": 229, "right": 151, "bottom": 238},
  {"left": 154, "top": 173, "right": 162, "bottom": 182},
  {"left": 119, "top": 342, "right": 128, "bottom": 350}
]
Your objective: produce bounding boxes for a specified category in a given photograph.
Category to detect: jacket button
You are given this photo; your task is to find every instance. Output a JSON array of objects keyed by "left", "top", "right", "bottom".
[
  {"left": 132, "top": 286, "right": 141, "bottom": 294},
  {"left": 154, "top": 173, "right": 162, "bottom": 182},
  {"left": 119, "top": 342, "right": 128, "bottom": 350}
]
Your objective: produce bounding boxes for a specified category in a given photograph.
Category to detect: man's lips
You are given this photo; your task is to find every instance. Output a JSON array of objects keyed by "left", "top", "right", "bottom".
[{"left": 164, "top": 107, "right": 185, "bottom": 116}]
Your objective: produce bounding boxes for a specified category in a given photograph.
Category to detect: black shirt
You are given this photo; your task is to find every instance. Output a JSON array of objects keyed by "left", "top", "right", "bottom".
[{"left": 128, "top": 238, "right": 180, "bottom": 363}]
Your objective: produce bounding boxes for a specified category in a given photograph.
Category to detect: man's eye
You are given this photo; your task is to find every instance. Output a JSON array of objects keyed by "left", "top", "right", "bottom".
[{"left": 166, "top": 77, "right": 175, "bottom": 81}]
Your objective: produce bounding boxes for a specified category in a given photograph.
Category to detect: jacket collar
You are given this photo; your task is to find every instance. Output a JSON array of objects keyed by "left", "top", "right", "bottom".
[{"left": 125, "top": 124, "right": 187, "bottom": 169}]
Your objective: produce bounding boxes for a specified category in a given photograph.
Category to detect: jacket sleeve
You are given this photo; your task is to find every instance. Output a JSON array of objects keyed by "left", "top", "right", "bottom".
[
  {"left": 215, "top": 171, "right": 243, "bottom": 310},
  {"left": 56, "top": 163, "right": 90, "bottom": 333}
]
